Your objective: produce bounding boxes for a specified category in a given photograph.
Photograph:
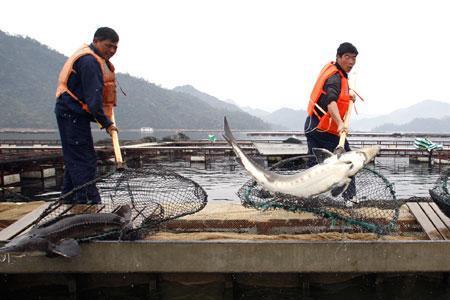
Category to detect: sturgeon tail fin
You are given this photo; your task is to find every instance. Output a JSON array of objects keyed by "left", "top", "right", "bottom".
[{"left": 223, "top": 116, "right": 236, "bottom": 144}]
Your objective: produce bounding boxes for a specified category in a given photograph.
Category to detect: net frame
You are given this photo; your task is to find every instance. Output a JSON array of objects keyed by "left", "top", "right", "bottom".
[
  {"left": 237, "top": 155, "right": 402, "bottom": 234},
  {"left": 27, "top": 165, "right": 208, "bottom": 241},
  {"left": 429, "top": 171, "right": 450, "bottom": 217}
]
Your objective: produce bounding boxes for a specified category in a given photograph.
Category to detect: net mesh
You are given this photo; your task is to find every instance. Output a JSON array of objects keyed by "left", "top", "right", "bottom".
[
  {"left": 429, "top": 171, "right": 450, "bottom": 217},
  {"left": 237, "top": 155, "right": 403, "bottom": 234},
  {"left": 30, "top": 165, "right": 208, "bottom": 240}
]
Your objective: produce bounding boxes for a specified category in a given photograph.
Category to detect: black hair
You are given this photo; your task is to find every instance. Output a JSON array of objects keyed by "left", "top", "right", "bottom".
[
  {"left": 337, "top": 42, "right": 358, "bottom": 57},
  {"left": 93, "top": 27, "right": 119, "bottom": 43}
]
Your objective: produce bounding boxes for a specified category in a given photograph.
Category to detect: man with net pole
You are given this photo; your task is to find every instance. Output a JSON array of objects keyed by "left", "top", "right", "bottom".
[
  {"left": 54, "top": 27, "right": 119, "bottom": 204},
  {"left": 303, "top": 42, "right": 358, "bottom": 202}
]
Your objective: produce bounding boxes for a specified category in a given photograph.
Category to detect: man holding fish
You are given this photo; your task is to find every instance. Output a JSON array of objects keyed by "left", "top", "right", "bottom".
[
  {"left": 223, "top": 43, "right": 380, "bottom": 200},
  {"left": 303, "top": 42, "right": 359, "bottom": 200}
]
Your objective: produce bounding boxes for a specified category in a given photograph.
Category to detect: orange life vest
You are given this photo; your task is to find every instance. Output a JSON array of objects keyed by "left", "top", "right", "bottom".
[
  {"left": 55, "top": 44, "right": 117, "bottom": 120},
  {"left": 307, "top": 62, "right": 351, "bottom": 136}
]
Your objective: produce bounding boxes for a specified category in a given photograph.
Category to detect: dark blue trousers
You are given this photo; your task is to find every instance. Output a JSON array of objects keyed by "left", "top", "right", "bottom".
[
  {"left": 304, "top": 116, "right": 356, "bottom": 200},
  {"left": 55, "top": 105, "right": 101, "bottom": 203}
]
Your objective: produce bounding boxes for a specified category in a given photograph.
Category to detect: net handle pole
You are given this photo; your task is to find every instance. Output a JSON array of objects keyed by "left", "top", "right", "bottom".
[
  {"left": 111, "top": 110, "right": 125, "bottom": 170},
  {"left": 335, "top": 97, "right": 354, "bottom": 155}
]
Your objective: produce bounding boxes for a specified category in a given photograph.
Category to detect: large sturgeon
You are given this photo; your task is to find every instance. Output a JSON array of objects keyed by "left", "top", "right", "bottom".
[
  {"left": 223, "top": 117, "right": 379, "bottom": 198},
  {"left": 313, "top": 146, "right": 380, "bottom": 177},
  {"left": 0, "top": 205, "right": 131, "bottom": 258}
]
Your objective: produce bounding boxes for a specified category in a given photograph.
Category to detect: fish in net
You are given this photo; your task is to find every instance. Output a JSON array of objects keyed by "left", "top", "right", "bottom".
[
  {"left": 429, "top": 171, "right": 450, "bottom": 217},
  {"left": 237, "top": 155, "right": 403, "bottom": 234},
  {"left": 26, "top": 165, "right": 208, "bottom": 241}
]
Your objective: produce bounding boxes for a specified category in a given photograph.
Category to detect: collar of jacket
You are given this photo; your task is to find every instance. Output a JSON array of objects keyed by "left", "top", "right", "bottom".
[
  {"left": 89, "top": 43, "right": 108, "bottom": 61},
  {"left": 334, "top": 61, "right": 348, "bottom": 78}
]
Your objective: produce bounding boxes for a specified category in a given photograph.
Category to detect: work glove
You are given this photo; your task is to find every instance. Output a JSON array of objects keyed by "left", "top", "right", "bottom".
[{"left": 106, "top": 124, "right": 118, "bottom": 136}]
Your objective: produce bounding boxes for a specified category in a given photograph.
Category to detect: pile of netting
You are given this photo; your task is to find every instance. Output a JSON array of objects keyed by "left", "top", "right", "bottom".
[
  {"left": 29, "top": 165, "right": 207, "bottom": 240},
  {"left": 238, "top": 155, "right": 403, "bottom": 234},
  {"left": 429, "top": 171, "right": 450, "bottom": 217}
]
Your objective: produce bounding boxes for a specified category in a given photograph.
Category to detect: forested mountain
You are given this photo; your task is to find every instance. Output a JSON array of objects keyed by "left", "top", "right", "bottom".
[
  {"left": 373, "top": 116, "right": 450, "bottom": 133},
  {"left": 352, "top": 100, "right": 450, "bottom": 131},
  {"left": 173, "top": 85, "right": 241, "bottom": 112},
  {"left": 0, "top": 31, "right": 66, "bottom": 128},
  {"left": 0, "top": 31, "right": 270, "bottom": 130},
  {"left": 114, "top": 77, "right": 270, "bottom": 129},
  {"left": 262, "top": 108, "right": 307, "bottom": 130},
  {"left": 257, "top": 100, "right": 450, "bottom": 132},
  {"left": 240, "top": 106, "right": 270, "bottom": 118}
]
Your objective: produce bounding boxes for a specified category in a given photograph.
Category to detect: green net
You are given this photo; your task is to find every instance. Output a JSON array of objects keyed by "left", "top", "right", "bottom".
[
  {"left": 237, "top": 155, "right": 403, "bottom": 234},
  {"left": 429, "top": 171, "right": 450, "bottom": 217},
  {"left": 208, "top": 134, "right": 217, "bottom": 142},
  {"left": 414, "top": 137, "right": 443, "bottom": 152}
]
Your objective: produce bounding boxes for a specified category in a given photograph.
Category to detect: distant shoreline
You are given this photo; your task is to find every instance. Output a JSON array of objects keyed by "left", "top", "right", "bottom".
[{"left": 2, "top": 128, "right": 450, "bottom": 137}]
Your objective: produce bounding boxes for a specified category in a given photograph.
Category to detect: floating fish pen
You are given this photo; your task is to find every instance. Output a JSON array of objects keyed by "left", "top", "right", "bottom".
[
  {"left": 1, "top": 196, "right": 450, "bottom": 299},
  {"left": 140, "top": 127, "right": 154, "bottom": 133},
  {"left": 1, "top": 141, "right": 450, "bottom": 298},
  {"left": 1, "top": 139, "right": 450, "bottom": 181}
]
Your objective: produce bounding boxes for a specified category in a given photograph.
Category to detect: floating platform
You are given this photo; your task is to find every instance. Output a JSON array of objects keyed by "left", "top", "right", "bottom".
[
  {"left": 1, "top": 201, "right": 450, "bottom": 299},
  {"left": 0, "top": 200, "right": 449, "bottom": 274},
  {"left": 253, "top": 142, "right": 308, "bottom": 156},
  {"left": 433, "top": 157, "right": 450, "bottom": 165}
]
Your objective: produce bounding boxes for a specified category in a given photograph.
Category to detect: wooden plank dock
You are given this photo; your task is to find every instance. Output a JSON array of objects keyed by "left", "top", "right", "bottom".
[
  {"left": 0, "top": 201, "right": 450, "bottom": 274},
  {"left": 407, "top": 202, "right": 450, "bottom": 240},
  {"left": 0, "top": 202, "right": 52, "bottom": 241}
]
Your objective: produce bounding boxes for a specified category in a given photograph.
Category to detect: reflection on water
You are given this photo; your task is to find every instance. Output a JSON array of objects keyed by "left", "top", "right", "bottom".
[
  {"left": 373, "top": 157, "right": 449, "bottom": 199},
  {"left": 0, "top": 166, "right": 114, "bottom": 202},
  {"left": 3, "top": 272, "right": 449, "bottom": 299},
  {"left": 159, "top": 159, "right": 253, "bottom": 202}
]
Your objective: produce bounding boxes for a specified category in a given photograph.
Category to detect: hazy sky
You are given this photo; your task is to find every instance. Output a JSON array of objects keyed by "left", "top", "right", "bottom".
[{"left": 1, "top": 0, "right": 449, "bottom": 116}]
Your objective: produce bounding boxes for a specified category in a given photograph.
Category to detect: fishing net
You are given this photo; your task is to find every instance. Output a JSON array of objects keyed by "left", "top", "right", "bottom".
[
  {"left": 429, "top": 171, "right": 450, "bottom": 217},
  {"left": 26, "top": 165, "right": 207, "bottom": 240},
  {"left": 0, "top": 187, "right": 31, "bottom": 202},
  {"left": 237, "top": 155, "right": 403, "bottom": 234}
]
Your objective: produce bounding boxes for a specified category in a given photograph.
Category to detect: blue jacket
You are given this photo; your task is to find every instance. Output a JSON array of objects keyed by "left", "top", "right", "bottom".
[{"left": 55, "top": 44, "right": 113, "bottom": 129}]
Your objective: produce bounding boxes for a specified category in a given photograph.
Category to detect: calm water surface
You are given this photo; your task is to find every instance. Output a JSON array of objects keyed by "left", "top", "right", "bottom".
[
  {"left": 0, "top": 158, "right": 450, "bottom": 202},
  {"left": 161, "top": 157, "right": 448, "bottom": 201},
  {"left": 3, "top": 130, "right": 449, "bottom": 200},
  {"left": 4, "top": 156, "right": 448, "bottom": 202}
]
